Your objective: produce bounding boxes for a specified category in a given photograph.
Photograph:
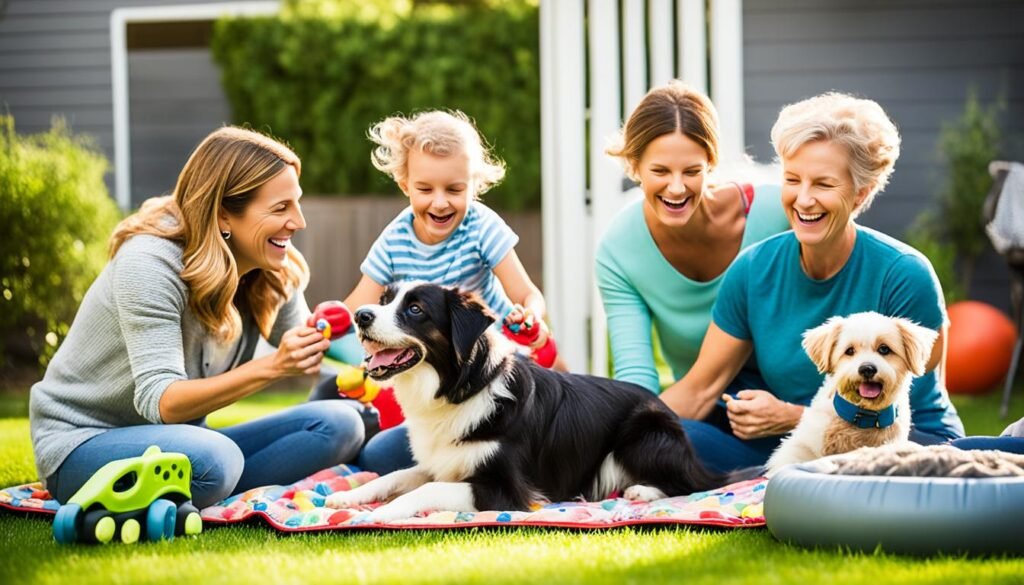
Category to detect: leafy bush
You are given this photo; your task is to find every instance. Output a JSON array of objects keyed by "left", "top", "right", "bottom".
[
  {"left": 906, "top": 90, "right": 1003, "bottom": 301},
  {"left": 0, "top": 117, "right": 121, "bottom": 368},
  {"left": 935, "top": 90, "right": 1003, "bottom": 295},
  {"left": 211, "top": 0, "right": 541, "bottom": 210}
]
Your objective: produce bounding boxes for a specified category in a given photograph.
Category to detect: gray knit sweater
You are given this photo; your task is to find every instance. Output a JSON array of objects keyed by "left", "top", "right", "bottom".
[{"left": 29, "top": 234, "right": 308, "bottom": 483}]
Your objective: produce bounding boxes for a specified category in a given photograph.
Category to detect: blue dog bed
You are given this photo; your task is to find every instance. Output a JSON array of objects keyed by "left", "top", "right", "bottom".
[{"left": 765, "top": 464, "right": 1024, "bottom": 555}]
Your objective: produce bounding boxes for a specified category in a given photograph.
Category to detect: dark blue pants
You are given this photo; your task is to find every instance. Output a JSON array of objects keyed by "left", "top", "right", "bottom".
[
  {"left": 951, "top": 436, "right": 1024, "bottom": 455},
  {"left": 308, "top": 376, "right": 415, "bottom": 474},
  {"left": 680, "top": 406, "right": 954, "bottom": 474}
]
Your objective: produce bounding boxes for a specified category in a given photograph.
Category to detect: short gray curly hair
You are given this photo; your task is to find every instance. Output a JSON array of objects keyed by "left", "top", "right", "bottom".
[
  {"left": 368, "top": 110, "right": 506, "bottom": 196},
  {"left": 771, "top": 92, "right": 901, "bottom": 216}
]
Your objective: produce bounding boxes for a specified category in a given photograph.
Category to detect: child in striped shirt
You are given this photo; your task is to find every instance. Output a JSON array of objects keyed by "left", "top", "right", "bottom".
[{"left": 337, "top": 110, "right": 561, "bottom": 369}]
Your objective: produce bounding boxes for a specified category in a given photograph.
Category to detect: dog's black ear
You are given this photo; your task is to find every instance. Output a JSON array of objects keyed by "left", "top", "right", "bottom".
[
  {"left": 447, "top": 288, "right": 496, "bottom": 367},
  {"left": 893, "top": 317, "right": 938, "bottom": 376},
  {"left": 802, "top": 316, "right": 844, "bottom": 373}
]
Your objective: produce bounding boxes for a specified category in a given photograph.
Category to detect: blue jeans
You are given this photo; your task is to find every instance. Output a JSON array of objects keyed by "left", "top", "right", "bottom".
[
  {"left": 358, "top": 425, "right": 415, "bottom": 474},
  {"left": 680, "top": 406, "right": 955, "bottom": 474},
  {"left": 309, "top": 375, "right": 415, "bottom": 475},
  {"left": 680, "top": 407, "right": 782, "bottom": 475},
  {"left": 47, "top": 401, "right": 364, "bottom": 508},
  {"left": 951, "top": 436, "right": 1024, "bottom": 455}
]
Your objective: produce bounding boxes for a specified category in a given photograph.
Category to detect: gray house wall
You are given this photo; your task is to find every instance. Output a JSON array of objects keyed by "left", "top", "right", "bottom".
[
  {"left": 743, "top": 0, "right": 1024, "bottom": 312},
  {"left": 0, "top": 0, "right": 233, "bottom": 208},
  {"left": 128, "top": 48, "right": 231, "bottom": 205}
]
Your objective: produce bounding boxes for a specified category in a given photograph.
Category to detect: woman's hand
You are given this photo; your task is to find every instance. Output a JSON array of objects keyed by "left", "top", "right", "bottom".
[
  {"left": 271, "top": 325, "right": 331, "bottom": 377},
  {"left": 723, "top": 390, "right": 804, "bottom": 440},
  {"left": 161, "top": 326, "right": 328, "bottom": 423}
]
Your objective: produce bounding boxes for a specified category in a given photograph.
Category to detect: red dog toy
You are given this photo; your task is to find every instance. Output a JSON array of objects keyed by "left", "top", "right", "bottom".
[
  {"left": 307, "top": 301, "right": 353, "bottom": 341},
  {"left": 502, "top": 307, "right": 558, "bottom": 368},
  {"left": 336, "top": 364, "right": 405, "bottom": 430}
]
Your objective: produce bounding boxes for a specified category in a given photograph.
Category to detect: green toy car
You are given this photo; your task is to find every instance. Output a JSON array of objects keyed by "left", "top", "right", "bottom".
[{"left": 52, "top": 445, "right": 203, "bottom": 544}]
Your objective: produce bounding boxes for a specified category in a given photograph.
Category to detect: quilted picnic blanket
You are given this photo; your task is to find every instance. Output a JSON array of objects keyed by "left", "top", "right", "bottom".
[{"left": 0, "top": 465, "right": 767, "bottom": 531}]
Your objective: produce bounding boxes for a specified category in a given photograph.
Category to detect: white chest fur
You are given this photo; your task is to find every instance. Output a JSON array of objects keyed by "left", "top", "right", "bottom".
[{"left": 391, "top": 362, "right": 509, "bottom": 482}]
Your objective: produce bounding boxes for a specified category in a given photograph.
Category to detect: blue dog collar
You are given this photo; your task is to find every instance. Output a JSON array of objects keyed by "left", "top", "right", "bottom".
[{"left": 833, "top": 392, "right": 897, "bottom": 429}]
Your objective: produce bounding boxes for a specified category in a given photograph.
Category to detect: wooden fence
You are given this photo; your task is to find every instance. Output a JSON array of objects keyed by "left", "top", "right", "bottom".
[{"left": 292, "top": 196, "right": 544, "bottom": 306}]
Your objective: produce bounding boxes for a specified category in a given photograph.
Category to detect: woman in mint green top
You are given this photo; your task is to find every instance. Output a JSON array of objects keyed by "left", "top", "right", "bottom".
[
  {"left": 596, "top": 81, "right": 790, "bottom": 393},
  {"left": 660, "top": 92, "right": 964, "bottom": 473},
  {"left": 596, "top": 184, "right": 788, "bottom": 392}
]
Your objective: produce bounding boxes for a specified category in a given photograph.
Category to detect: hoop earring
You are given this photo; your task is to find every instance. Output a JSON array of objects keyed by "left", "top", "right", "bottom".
[{"left": 221, "top": 231, "right": 231, "bottom": 241}]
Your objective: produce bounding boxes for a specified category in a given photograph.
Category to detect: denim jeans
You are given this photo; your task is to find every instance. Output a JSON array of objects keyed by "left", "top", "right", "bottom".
[
  {"left": 46, "top": 400, "right": 364, "bottom": 508},
  {"left": 309, "top": 375, "right": 416, "bottom": 475},
  {"left": 680, "top": 405, "right": 955, "bottom": 474},
  {"left": 951, "top": 436, "right": 1024, "bottom": 455},
  {"left": 680, "top": 407, "right": 783, "bottom": 475},
  {"left": 358, "top": 425, "right": 415, "bottom": 474}
]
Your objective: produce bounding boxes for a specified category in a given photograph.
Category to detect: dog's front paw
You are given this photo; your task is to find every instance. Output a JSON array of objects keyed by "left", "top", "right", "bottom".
[
  {"left": 325, "top": 489, "right": 375, "bottom": 510},
  {"left": 366, "top": 501, "right": 418, "bottom": 523},
  {"left": 623, "top": 485, "right": 666, "bottom": 502}
]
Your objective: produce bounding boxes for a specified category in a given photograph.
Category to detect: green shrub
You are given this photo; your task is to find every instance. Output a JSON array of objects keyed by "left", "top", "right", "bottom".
[
  {"left": 211, "top": 0, "right": 541, "bottom": 210},
  {"left": 906, "top": 90, "right": 1003, "bottom": 302},
  {"left": 935, "top": 90, "right": 1003, "bottom": 295},
  {"left": 0, "top": 116, "right": 121, "bottom": 369}
]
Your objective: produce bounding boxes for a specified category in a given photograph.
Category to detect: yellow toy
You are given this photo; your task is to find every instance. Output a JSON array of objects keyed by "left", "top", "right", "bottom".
[{"left": 336, "top": 364, "right": 381, "bottom": 404}]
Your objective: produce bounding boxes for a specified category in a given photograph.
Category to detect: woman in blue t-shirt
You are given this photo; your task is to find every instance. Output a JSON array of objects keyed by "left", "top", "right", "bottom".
[{"left": 659, "top": 92, "right": 965, "bottom": 473}]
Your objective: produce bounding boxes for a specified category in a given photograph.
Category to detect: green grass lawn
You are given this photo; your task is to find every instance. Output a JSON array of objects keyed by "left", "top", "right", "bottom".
[{"left": 1, "top": 388, "right": 1022, "bottom": 584}]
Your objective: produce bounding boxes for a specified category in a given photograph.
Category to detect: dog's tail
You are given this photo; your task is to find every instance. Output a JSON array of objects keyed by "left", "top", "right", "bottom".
[{"left": 615, "top": 403, "right": 735, "bottom": 494}]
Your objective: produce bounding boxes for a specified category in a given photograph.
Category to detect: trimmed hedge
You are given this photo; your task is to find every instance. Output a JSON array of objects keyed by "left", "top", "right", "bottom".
[
  {"left": 211, "top": 1, "right": 541, "bottom": 210},
  {"left": 0, "top": 117, "right": 121, "bottom": 368}
]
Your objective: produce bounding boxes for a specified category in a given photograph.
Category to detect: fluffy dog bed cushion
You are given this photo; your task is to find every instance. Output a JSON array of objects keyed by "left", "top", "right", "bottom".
[
  {"left": 765, "top": 461, "right": 1024, "bottom": 555},
  {"left": 1, "top": 464, "right": 767, "bottom": 531}
]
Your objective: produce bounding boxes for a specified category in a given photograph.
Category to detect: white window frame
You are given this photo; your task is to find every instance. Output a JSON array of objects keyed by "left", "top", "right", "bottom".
[{"left": 110, "top": 1, "right": 280, "bottom": 210}]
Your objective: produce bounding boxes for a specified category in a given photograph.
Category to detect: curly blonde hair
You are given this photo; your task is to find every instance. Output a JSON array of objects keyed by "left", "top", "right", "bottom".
[
  {"left": 771, "top": 92, "right": 901, "bottom": 216},
  {"left": 368, "top": 110, "right": 506, "bottom": 196},
  {"left": 109, "top": 127, "right": 308, "bottom": 343}
]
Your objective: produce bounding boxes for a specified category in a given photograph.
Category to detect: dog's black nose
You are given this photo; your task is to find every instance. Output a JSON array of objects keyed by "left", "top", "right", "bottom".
[
  {"left": 355, "top": 308, "right": 375, "bottom": 329},
  {"left": 858, "top": 363, "right": 877, "bottom": 379}
]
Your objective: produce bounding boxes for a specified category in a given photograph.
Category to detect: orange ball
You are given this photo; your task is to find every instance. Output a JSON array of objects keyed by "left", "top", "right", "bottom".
[{"left": 946, "top": 301, "right": 1018, "bottom": 394}]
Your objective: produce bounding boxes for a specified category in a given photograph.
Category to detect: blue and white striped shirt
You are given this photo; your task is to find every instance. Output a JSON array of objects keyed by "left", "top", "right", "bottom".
[{"left": 361, "top": 202, "right": 519, "bottom": 318}]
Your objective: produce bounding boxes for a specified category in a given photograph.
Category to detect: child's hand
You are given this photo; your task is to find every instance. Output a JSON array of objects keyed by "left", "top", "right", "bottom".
[
  {"left": 503, "top": 304, "right": 530, "bottom": 328},
  {"left": 502, "top": 305, "right": 557, "bottom": 368},
  {"left": 502, "top": 304, "right": 542, "bottom": 346},
  {"left": 306, "top": 300, "right": 353, "bottom": 340},
  {"left": 529, "top": 320, "right": 550, "bottom": 350}
]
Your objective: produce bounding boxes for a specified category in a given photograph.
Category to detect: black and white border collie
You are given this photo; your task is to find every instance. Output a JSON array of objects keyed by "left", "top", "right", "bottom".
[{"left": 325, "top": 282, "right": 725, "bottom": 521}]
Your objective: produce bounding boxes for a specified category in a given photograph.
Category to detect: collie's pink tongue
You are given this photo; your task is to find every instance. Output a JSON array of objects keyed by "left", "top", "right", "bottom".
[
  {"left": 858, "top": 382, "right": 883, "bottom": 399},
  {"left": 368, "top": 348, "right": 407, "bottom": 370}
]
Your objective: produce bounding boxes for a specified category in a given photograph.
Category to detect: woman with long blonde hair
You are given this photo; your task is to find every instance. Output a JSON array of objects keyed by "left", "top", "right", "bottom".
[{"left": 30, "top": 127, "right": 364, "bottom": 508}]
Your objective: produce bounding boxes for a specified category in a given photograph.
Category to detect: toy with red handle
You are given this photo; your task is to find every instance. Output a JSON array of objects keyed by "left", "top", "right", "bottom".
[
  {"left": 335, "top": 364, "right": 405, "bottom": 430},
  {"left": 306, "top": 301, "right": 353, "bottom": 340},
  {"left": 502, "top": 308, "right": 558, "bottom": 369}
]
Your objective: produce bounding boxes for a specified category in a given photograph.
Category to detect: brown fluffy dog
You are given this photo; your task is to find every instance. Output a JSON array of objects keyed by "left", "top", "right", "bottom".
[{"left": 765, "top": 311, "right": 938, "bottom": 476}]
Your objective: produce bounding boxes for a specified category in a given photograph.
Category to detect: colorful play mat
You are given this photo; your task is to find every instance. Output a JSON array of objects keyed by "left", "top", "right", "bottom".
[{"left": 1, "top": 464, "right": 767, "bottom": 532}]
